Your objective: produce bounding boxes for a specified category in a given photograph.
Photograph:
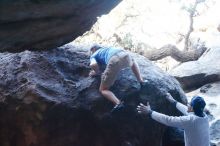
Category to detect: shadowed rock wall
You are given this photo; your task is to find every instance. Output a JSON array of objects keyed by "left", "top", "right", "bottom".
[
  {"left": 0, "top": 0, "right": 121, "bottom": 52},
  {"left": 0, "top": 45, "right": 187, "bottom": 146}
]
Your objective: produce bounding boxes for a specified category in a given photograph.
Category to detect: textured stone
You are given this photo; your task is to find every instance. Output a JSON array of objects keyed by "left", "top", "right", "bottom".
[
  {"left": 0, "top": 45, "right": 187, "bottom": 146},
  {"left": 162, "top": 127, "right": 184, "bottom": 146},
  {"left": 0, "top": 0, "right": 121, "bottom": 52},
  {"left": 210, "top": 120, "right": 220, "bottom": 145},
  {"left": 170, "top": 48, "right": 220, "bottom": 91}
]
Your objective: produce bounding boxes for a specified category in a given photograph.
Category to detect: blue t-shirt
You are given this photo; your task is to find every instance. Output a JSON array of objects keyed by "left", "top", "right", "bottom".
[{"left": 90, "top": 47, "right": 123, "bottom": 66}]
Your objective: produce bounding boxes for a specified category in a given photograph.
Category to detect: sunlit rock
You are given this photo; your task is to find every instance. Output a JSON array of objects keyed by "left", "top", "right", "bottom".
[{"left": 170, "top": 47, "right": 220, "bottom": 91}]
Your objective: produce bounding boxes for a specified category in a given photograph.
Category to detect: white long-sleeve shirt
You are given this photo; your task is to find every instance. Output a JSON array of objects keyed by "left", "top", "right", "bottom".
[{"left": 151, "top": 102, "right": 210, "bottom": 146}]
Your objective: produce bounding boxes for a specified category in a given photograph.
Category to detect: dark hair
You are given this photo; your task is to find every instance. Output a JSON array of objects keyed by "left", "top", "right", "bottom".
[
  {"left": 190, "top": 96, "right": 206, "bottom": 117},
  {"left": 90, "top": 44, "right": 102, "bottom": 51}
]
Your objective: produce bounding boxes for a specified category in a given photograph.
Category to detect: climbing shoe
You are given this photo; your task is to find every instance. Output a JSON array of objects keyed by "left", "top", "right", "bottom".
[
  {"left": 110, "top": 101, "right": 125, "bottom": 114},
  {"left": 140, "top": 80, "right": 149, "bottom": 89}
]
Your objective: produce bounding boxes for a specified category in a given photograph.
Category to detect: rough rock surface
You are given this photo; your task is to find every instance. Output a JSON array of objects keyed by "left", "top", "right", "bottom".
[
  {"left": 0, "top": 0, "right": 121, "bottom": 52},
  {"left": 0, "top": 45, "right": 187, "bottom": 146},
  {"left": 162, "top": 127, "right": 184, "bottom": 146},
  {"left": 210, "top": 120, "right": 220, "bottom": 146},
  {"left": 170, "top": 47, "right": 220, "bottom": 91}
]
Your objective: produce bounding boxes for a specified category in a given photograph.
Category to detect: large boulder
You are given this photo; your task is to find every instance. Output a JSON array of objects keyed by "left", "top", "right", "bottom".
[
  {"left": 0, "top": 45, "right": 187, "bottom": 146},
  {"left": 170, "top": 47, "right": 220, "bottom": 91},
  {"left": 162, "top": 127, "right": 184, "bottom": 146},
  {"left": 0, "top": 0, "right": 121, "bottom": 52}
]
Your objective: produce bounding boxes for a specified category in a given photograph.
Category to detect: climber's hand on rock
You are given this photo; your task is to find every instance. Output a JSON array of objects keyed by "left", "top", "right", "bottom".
[
  {"left": 137, "top": 102, "right": 152, "bottom": 115},
  {"left": 165, "top": 93, "right": 176, "bottom": 103},
  {"left": 89, "top": 70, "right": 97, "bottom": 77}
]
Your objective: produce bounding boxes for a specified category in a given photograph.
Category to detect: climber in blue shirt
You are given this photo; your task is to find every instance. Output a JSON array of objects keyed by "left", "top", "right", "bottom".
[{"left": 89, "top": 44, "right": 146, "bottom": 112}]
